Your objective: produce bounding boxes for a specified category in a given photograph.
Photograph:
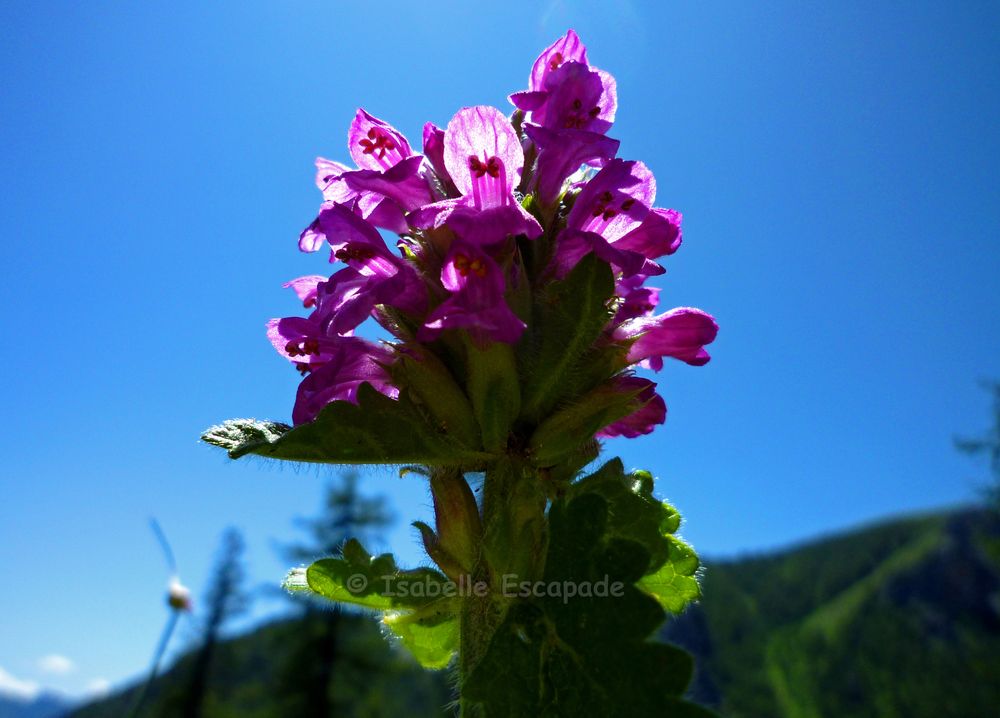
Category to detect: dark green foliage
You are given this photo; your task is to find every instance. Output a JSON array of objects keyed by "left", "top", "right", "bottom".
[
  {"left": 528, "top": 383, "right": 641, "bottom": 467},
  {"left": 464, "top": 491, "right": 711, "bottom": 717},
  {"left": 71, "top": 508, "right": 1000, "bottom": 718},
  {"left": 570, "top": 459, "right": 687, "bottom": 575},
  {"left": 663, "top": 507, "right": 1000, "bottom": 718},
  {"left": 69, "top": 614, "right": 453, "bottom": 718},
  {"left": 569, "top": 460, "right": 701, "bottom": 612},
  {"left": 395, "top": 352, "right": 481, "bottom": 449},
  {"left": 464, "top": 341, "right": 520, "bottom": 453}
]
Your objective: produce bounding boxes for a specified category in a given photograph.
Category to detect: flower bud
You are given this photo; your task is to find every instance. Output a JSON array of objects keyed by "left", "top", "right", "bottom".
[
  {"left": 413, "top": 521, "right": 466, "bottom": 581},
  {"left": 429, "top": 470, "right": 482, "bottom": 574}
]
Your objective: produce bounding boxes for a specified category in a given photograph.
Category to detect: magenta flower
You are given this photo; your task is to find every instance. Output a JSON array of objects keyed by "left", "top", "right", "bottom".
[
  {"left": 282, "top": 275, "right": 326, "bottom": 308},
  {"left": 527, "top": 29, "right": 588, "bottom": 95},
  {"left": 348, "top": 109, "right": 412, "bottom": 170},
  {"left": 510, "top": 29, "right": 617, "bottom": 135},
  {"left": 300, "top": 110, "right": 432, "bottom": 248},
  {"left": 523, "top": 123, "right": 620, "bottom": 208},
  {"left": 614, "top": 308, "right": 719, "bottom": 369},
  {"left": 195, "top": 31, "right": 729, "bottom": 712},
  {"left": 596, "top": 377, "right": 667, "bottom": 438},
  {"left": 291, "top": 337, "right": 398, "bottom": 425},
  {"left": 267, "top": 315, "right": 336, "bottom": 369},
  {"left": 552, "top": 159, "right": 683, "bottom": 278},
  {"left": 256, "top": 29, "right": 716, "bottom": 451},
  {"left": 314, "top": 204, "right": 426, "bottom": 314},
  {"left": 313, "top": 267, "right": 406, "bottom": 337},
  {"left": 539, "top": 61, "right": 617, "bottom": 133},
  {"left": 444, "top": 106, "right": 521, "bottom": 209},
  {"left": 422, "top": 122, "right": 456, "bottom": 196},
  {"left": 409, "top": 106, "right": 541, "bottom": 246},
  {"left": 419, "top": 242, "right": 526, "bottom": 345},
  {"left": 612, "top": 274, "right": 660, "bottom": 324}
]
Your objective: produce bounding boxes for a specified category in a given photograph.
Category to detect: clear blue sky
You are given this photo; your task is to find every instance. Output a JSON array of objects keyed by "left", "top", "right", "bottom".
[{"left": 1, "top": 0, "right": 998, "bottom": 701}]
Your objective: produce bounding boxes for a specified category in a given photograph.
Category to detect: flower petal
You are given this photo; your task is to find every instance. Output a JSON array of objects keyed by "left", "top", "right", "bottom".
[
  {"left": 339, "top": 155, "right": 432, "bottom": 212},
  {"left": 615, "top": 208, "right": 683, "bottom": 260},
  {"left": 529, "top": 28, "right": 588, "bottom": 92},
  {"left": 566, "top": 159, "right": 656, "bottom": 242},
  {"left": 612, "top": 275, "right": 660, "bottom": 324},
  {"left": 595, "top": 377, "right": 667, "bottom": 438},
  {"left": 524, "top": 123, "right": 620, "bottom": 206},
  {"left": 542, "top": 62, "right": 611, "bottom": 133},
  {"left": 422, "top": 122, "right": 454, "bottom": 190},
  {"left": 348, "top": 109, "right": 412, "bottom": 171},
  {"left": 292, "top": 338, "right": 398, "bottom": 425},
  {"left": 419, "top": 242, "right": 525, "bottom": 344},
  {"left": 443, "top": 106, "right": 523, "bottom": 208},
  {"left": 615, "top": 308, "right": 719, "bottom": 369},
  {"left": 445, "top": 204, "right": 542, "bottom": 247},
  {"left": 282, "top": 275, "right": 327, "bottom": 308}
]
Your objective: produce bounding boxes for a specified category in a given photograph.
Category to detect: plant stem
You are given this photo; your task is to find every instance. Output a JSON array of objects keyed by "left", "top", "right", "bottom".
[{"left": 458, "top": 457, "right": 549, "bottom": 714}]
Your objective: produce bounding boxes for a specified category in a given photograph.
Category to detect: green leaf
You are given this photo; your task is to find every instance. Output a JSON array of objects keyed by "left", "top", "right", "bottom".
[
  {"left": 287, "top": 538, "right": 460, "bottom": 669},
  {"left": 568, "top": 459, "right": 702, "bottom": 610},
  {"left": 636, "top": 536, "right": 702, "bottom": 614},
  {"left": 201, "top": 383, "right": 494, "bottom": 466},
  {"left": 201, "top": 418, "right": 291, "bottom": 454},
  {"left": 300, "top": 538, "right": 453, "bottom": 611},
  {"left": 464, "top": 492, "right": 714, "bottom": 716},
  {"left": 383, "top": 602, "right": 459, "bottom": 670},
  {"left": 519, "top": 253, "right": 616, "bottom": 423}
]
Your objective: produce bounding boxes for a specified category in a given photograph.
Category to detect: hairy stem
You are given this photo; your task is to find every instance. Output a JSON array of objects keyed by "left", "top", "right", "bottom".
[{"left": 458, "top": 457, "right": 549, "bottom": 712}]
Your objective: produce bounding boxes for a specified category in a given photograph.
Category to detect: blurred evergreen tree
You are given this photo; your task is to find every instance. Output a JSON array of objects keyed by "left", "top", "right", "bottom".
[
  {"left": 276, "top": 473, "right": 393, "bottom": 717},
  {"left": 955, "top": 380, "right": 1000, "bottom": 508},
  {"left": 167, "top": 527, "right": 248, "bottom": 718}
]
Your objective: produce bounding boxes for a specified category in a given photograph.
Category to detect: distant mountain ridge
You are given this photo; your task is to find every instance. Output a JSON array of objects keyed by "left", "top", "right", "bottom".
[
  {"left": 0, "top": 692, "right": 71, "bottom": 718},
  {"left": 71, "top": 507, "right": 1000, "bottom": 717},
  {"left": 664, "top": 506, "right": 1000, "bottom": 717}
]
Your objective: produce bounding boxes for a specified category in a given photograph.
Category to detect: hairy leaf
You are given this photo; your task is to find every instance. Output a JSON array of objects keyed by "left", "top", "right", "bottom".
[
  {"left": 383, "top": 603, "right": 459, "bottom": 670},
  {"left": 464, "top": 493, "right": 713, "bottom": 716},
  {"left": 569, "top": 459, "right": 701, "bottom": 601},
  {"left": 201, "top": 418, "right": 291, "bottom": 454},
  {"left": 636, "top": 535, "right": 702, "bottom": 614},
  {"left": 286, "top": 538, "right": 460, "bottom": 669},
  {"left": 202, "top": 383, "right": 494, "bottom": 466}
]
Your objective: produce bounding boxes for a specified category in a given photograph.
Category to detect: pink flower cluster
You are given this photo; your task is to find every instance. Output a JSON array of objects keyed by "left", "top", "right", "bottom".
[{"left": 268, "top": 30, "right": 717, "bottom": 439}]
